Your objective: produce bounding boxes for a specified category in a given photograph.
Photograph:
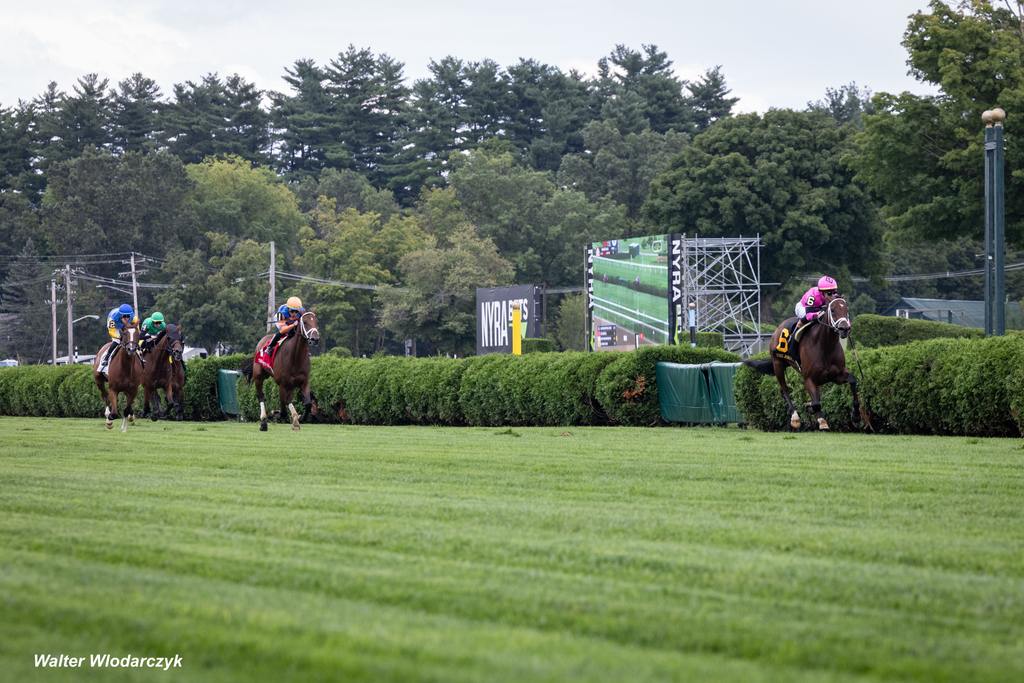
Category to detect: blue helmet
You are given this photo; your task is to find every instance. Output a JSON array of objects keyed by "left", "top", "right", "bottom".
[{"left": 118, "top": 304, "right": 134, "bottom": 317}]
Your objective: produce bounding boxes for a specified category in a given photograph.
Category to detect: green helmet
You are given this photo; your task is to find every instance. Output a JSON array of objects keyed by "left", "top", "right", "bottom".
[{"left": 151, "top": 312, "right": 165, "bottom": 324}]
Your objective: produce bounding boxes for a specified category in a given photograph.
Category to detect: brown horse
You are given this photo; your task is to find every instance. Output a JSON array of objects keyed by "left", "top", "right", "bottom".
[
  {"left": 92, "top": 325, "right": 145, "bottom": 431},
  {"left": 745, "top": 297, "right": 864, "bottom": 431},
  {"left": 241, "top": 311, "right": 320, "bottom": 431},
  {"left": 142, "top": 324, "right": 186, "bottom": 421}
]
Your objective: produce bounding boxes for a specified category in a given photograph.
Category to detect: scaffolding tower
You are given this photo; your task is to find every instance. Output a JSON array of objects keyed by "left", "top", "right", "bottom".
[{"left": 681, "top": 235, "right": 765, "bottom": 356}]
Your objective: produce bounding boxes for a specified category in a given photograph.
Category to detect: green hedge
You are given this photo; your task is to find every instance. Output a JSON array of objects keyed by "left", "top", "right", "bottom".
[
  {"left": 0, "top": 347, "right": 736, "bottom": 427},
  {"left": 522, "top": 338, "right": 556, "bottom": 353},
  {"left": 234, "top": 348, "right": 726, "bottom": 427},
  {"left": 735, "top": 336, "right": 1024, "bottom": 436},
  {"left": 13, "top": 338, "right": 1021, "bottom": 435},
  {"left": 0, "top": 355, "right": 250, "bottom": 421},
  {"left": 695, "top": 332, "right": 725, "bottom": 348},
  {"left": 852, "top": 314, "right": 982, "bottom": 348}
]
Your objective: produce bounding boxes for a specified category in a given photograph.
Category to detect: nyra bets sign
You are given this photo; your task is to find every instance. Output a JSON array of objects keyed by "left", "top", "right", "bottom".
[{"left": 476, "top": 285, "right": 542, "bottom": 354}]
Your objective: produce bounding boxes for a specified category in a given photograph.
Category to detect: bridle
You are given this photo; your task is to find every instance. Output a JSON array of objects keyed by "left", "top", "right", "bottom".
[
  {"left": 826, "top": 297, "right": 851, "bottom": 336},
  {"left": 168, "top": 330, "right": 183, "bottom": 362},
  {"left": 122, "top": 326, "right": 138, "bottom": 353},
  {"left": 299, "top": 311, "right": 320, "bottom": 346}
]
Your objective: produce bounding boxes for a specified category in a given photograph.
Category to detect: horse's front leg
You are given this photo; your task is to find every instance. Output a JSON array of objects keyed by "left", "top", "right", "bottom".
[
  {"left": 803, "top": 377, "right": 827, "bottom": 431},
  {"left": 839, "top": 369, "right": 871, "bottom": 430},
  {"left": 106, "top": 386, "right": 119, "bottom": 430},
  {"left": 167, "top": 383, "right": 182, "bottom": 421},
  {"left": 300, "top": 382, "right": 314, "bottom": 423},
  {"left": 773, "top": 359, "right": 800, "bottom": 430},
  {"left": 123, "top": 387, "right": 138, "bottom": 432},
  {"left": 256, "top": 375, "right": 268, "bottom": 432},
  {"left": 95, "top": 376, "right": 111, "bottom": 424},
  {"left": 144, "top": 384, "right": 158, "bottom": 421},
  {"left": 281, "top": 387, "right": 300, "bottom": 431}
]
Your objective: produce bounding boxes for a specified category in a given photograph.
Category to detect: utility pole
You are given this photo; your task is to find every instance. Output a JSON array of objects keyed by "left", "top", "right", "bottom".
[
  {"left": 267, "top": 241, "right": 276, "bottom": 332},
  {"left": 130, "top": 252, "right": 139, "bottom": 314},
  {"left": 64, "top": 265, "right": 73, "bottom": 363},
  {"left": 50, "top": 278, "right": 57, "bottom": 365},
  {"left": 983, "top": 107, "right": 1007, "bottom": 335}
]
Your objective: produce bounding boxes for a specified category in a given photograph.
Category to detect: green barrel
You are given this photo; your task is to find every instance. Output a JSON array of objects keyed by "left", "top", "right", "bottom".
[{"left": 216, "top": 369, "right": 242, "bottom": 417}]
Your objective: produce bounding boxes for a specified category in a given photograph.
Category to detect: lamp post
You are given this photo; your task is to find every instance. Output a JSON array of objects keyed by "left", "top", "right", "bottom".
[{"left": 983, "top": 107, "right": 1006, "bottom": 335}]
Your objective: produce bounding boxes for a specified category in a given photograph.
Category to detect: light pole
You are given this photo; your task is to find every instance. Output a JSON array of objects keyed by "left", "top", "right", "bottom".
[{"left": 983, "top": 107, "right": 1006, "bottom": 336}]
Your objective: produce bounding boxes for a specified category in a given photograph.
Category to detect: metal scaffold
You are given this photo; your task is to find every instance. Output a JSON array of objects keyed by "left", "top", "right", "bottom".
[{"left": 681, "top": 235, "right": 765, "bottom": 356}]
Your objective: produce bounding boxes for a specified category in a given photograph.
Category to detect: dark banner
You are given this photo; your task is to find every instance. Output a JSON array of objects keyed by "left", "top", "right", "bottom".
[
  {"left": 669, "top": 233, "right": 683, "bottom": 345},
  {"left": 476, "top": 285, "right": 542, "bottom": 355},
  {"left": 586, "top": 245, "right": 595, "bottom": 350}
]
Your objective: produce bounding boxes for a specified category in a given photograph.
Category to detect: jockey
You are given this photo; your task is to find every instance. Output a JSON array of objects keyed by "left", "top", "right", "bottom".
[
  {"left": 140, "top": 311, "right": 168, "bottom": 352},
  {"left": 795, "top": 275, "right": 840, "bottom": 323},
  {"left": 98, "top": 304, "right": 139, "bottom": 374},
  {"left": 257, "top": 296, "right": 304, "bottom": 369}
]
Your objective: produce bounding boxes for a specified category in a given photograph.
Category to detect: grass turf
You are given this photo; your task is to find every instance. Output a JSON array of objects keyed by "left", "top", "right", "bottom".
[{"left": 1, "top": 418, "right": 1022, "bottom": 682}]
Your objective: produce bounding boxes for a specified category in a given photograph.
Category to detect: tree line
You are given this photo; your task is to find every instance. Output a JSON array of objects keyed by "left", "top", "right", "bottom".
[{"left": 4, "top": 3, "right": 1024, "bottom": 361}]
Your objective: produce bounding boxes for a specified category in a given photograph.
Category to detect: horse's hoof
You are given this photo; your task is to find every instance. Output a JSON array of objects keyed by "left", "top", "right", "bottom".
[
  {"left": 175, "top": 414, "right": 183, "bottom": 422},
  {"left": 105, "top": 421, "right": 113, "bottom": 430},
  {"left": 259, "top": 421, "right": 268, "bottom": 432},
  {"left": 818, "top": 418, "right": 830, "bottom": 431},
  {"left": 291, "top": 424, "right": 300, "bottom": 432},
  {"left": 150, "top": 414, "right": 158, "bottom": 422},
  {"left": 790, "top": 411, "right": 801, "bottom": 430}
]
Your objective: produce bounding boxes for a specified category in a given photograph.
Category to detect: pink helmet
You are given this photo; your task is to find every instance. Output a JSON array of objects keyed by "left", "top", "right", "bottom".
[{"left": 817, "top": 275, "right": 838, "bottom": 291}]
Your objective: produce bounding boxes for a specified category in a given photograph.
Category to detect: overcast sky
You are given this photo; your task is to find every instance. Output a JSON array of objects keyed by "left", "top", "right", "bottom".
[{"left": 1, "top": 0, "right": 937, "bottom": 112}]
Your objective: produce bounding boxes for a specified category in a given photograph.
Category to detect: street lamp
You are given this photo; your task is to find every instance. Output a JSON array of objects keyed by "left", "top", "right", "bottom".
[{"left": 983, "top": 107, "right": 1006, "bottom": 335}]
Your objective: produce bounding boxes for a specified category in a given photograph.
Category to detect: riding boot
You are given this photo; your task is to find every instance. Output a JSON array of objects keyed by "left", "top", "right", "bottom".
[
  {"left": 261, "top": 332, "right": 284, "bottom": 359},
  {"left": 99, "top": 343, "right": 118, "bottom": 375}
]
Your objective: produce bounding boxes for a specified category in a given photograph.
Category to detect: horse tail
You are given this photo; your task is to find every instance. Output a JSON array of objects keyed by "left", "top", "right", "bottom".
[
  {"left": 240, "top": 357, "right": 255, "bottom": 384},
  {"left": 743, "top": 358, "right": 774, "bottom": 375}
]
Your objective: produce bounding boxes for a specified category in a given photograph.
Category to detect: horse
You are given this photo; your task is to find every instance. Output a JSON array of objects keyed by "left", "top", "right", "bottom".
[
  {"left": 141, "top": 324, "right": 186, "bottom": 421},
  {"left": 241, "top": 311, "right": 320, "bottom": 431},
  {"left": 744, "top": 297, "right": 865, "bottom": 431},
  {"left": 92, "top": 325, "right": 145, "bottom": 431}
]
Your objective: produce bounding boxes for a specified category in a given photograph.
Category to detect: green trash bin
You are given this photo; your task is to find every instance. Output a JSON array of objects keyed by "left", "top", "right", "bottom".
[{"left": 217, "top": 369, "right": 242, "bottom": 417}]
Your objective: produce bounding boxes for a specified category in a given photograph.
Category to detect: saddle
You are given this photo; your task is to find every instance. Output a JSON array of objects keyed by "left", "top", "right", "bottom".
[
  {"left": 774, "top": 317, "right": 817, "bottom": 367},
  {"left": 256, "top": 333, "right": 290, "bottom": 372}
]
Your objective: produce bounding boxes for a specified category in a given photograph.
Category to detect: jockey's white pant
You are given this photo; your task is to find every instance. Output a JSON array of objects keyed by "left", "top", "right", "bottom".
[{"left": 794, "top": 303, "right": 807, "bottom": 319}]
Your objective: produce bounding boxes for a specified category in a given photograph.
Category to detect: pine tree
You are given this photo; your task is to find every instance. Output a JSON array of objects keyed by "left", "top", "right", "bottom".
[
  {"left": 32, "top": 82, "right": 66, "bottom": 179},
  {"left": 110, "top": 72, "right": 162, "bottom": 153},
  {"left": 162, "top": 74, "right": 227, "bottom": 164},
  {"left": 59, "top": 74, "right": 112, "bottom": 155},
  {"left": 688, "top": 66, "right": 738, "bottom": 131},
  {"left": 0, "top": 238, "right": 48, "bottom": 362},
  {"left": 222, "top": 74, "right": 271, "bottom": 165},
  {"left": 0, "top": 102, "right": 36, "bottom": 194},
  {"left": 270, "top": 59, "right": 341, "bottom": 179}
]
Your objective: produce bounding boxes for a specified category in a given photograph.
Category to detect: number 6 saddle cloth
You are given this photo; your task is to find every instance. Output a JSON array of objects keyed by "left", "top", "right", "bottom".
[{"left": 773, "top": 317, "right": 816, "bottom": 370}]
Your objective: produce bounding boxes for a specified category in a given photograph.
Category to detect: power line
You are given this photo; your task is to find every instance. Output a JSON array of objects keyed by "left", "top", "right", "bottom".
[{"left": 275, "top": 270, "right": 387, "bottom": 291}]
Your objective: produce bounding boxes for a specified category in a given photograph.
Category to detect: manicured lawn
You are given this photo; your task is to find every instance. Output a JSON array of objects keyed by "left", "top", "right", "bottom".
[{"left": 1, "top": 418, "right": 1022, "bottom": 682}]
